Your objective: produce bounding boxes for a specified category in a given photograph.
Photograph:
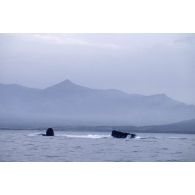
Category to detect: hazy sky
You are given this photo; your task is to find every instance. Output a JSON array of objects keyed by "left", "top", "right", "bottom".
[{"left": 0, "top": 33, "right": 195, "bottom": 104}]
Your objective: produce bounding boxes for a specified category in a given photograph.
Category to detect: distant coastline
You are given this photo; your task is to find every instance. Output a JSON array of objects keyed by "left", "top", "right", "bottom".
[{"left": 1, "top": 118, "right": 195, "bottom": 134}]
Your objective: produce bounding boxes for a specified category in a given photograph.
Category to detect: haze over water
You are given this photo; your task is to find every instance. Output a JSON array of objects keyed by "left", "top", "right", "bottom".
[{"left": 1, "top": 33, "right": 195, "bottom": 104}]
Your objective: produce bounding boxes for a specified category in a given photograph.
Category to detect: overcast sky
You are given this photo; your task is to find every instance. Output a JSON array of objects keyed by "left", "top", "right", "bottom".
[{"left": 0, "top": 33, "right": 194, "bottom": 104}]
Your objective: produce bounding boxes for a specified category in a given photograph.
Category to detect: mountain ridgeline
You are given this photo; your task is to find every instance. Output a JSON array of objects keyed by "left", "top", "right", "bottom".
[{"left": 0, "top": 79, "right": 195, "bottom": 128}]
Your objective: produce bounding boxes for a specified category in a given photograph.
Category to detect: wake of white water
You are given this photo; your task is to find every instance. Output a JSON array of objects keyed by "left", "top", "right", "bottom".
[
  {"left": 27, "top": 132, "right": 187, "bottom": 140},
  {"left": 27, "top": 132, "right": 147, "bottom": 139},
  {"left": 28, "top": 132, "right": 111, "bottom": 139},
  {"left": 28, "top": 132, "right": 44, "bottom": 136},
  {"left": 62, "top": 134, "right": 111, "bottom": 139}
]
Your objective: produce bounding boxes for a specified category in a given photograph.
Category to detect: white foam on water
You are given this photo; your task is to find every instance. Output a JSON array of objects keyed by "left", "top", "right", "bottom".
[
  {"left": 28, "top": 132, "right": 43, "bottom": 136},
  {"left": 27, "top": 132, "right": 145, "bottom": 140},
  {"left": 62, "top": 134, "right": 111, "bottom": 139},
  {"left": 28, "top": 132, "right": 111, "bottom": 139}
]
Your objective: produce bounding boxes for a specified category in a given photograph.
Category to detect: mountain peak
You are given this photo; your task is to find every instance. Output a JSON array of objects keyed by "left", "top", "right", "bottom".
[
  {"left": 44, "top": 79, "right": 91, "bottom": 92},
  {"left": 57, "top": 79, "right": 77, "bottom": 86},
  {"left": 62, "top": 79, "right": 73, "bottom": 84},
  {"left": 47, "top": 79, "right": 77, "bottom": 88}
]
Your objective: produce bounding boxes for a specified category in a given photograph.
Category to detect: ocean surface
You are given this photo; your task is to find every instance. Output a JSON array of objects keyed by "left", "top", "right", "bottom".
[{"left": 0, "top": 130, "right": 195, "bottom": 162}]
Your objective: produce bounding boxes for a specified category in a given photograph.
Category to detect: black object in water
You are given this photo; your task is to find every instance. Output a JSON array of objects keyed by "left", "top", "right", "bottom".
[
  {"left": 42, "top": 128, "right": 55, "bottom": 136},
  {"left": 111, "top": 130, "right": 136, "bottom": 138}
]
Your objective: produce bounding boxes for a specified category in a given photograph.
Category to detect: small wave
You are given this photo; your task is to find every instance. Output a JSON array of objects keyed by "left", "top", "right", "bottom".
[
  {"left": 168, "top": 137, "right": 187, "bottom": 140},
  {"left": 139, "top": 136, "right": 158, "bottom": 140}
]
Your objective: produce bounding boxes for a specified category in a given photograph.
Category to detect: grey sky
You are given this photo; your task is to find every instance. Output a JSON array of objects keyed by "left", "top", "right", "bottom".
[{"left": 0, "top": 33, "right": 194, "bottom": 104}]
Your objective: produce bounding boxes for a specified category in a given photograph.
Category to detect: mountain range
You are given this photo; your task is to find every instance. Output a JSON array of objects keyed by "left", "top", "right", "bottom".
[{"left": 0, "top": 79, "right": 195, "bottom": 127}]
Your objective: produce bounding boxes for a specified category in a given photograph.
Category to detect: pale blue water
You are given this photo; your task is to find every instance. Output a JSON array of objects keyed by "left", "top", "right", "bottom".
[{"left": 0, "top": 130, "right": 195, "bottom": 162}]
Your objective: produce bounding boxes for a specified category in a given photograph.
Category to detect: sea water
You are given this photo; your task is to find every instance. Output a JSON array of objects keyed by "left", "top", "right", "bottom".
[{"left": 0, "top": 130, "right": 195, "bottom": 162}]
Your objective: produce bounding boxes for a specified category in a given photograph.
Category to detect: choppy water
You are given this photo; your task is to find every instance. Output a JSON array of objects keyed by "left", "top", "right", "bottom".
[{"left": 0, "top": 130, "right": 195, "bottom": 161}]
